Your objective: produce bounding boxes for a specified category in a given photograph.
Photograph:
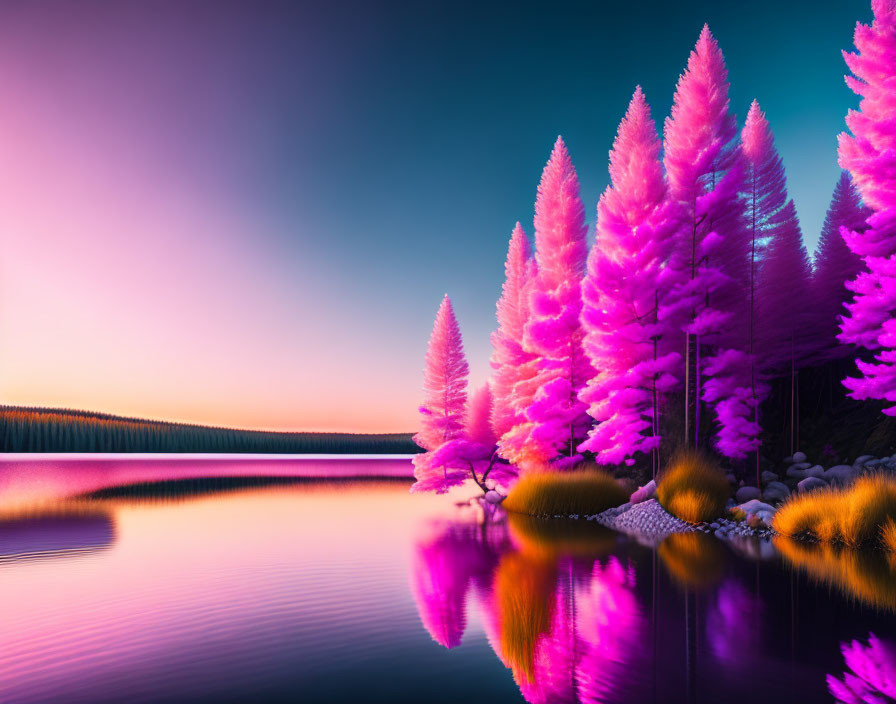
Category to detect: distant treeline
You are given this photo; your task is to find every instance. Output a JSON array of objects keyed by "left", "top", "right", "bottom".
[{"left": 0, "top": 406, "right": 422, "bottom": 454}]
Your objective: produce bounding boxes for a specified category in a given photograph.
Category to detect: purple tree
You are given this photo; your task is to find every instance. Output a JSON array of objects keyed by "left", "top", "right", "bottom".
[
  {"left": 663, "top": 25, "right": 752, "bottom": 459},
  {"left": 744, "top": 100, "right": 811, "bottom": 458},
  {"left": 578, "top": 87, "right": 682, "bottom": 473},
  {"left": 491, "top": 224, "right": 538, "bottom": 453},
  {"left": 501, "top": 137, "right": 594, "bottom": 470},
  {"left": 837, "top": 0, "right": 896, "bottom": 415},
  {"left": 412, "top": 296, "right": 473, "bottom": 493},
  {"left": 811, "top": 173, "right": 869, "bottom": 363}
]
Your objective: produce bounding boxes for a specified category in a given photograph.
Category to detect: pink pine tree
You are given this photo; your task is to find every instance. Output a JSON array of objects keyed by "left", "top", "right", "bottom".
[
  {"left": 664, "top": 25, "right": 753, "bottom": 459},
  {"left": 743, "top": 101, "right": 811, "bottom": 457},
  {"left": 811, "top": 173, "right": 869, "bottom": 362},
  {"left": 837, "top": 0, "right": 896, "bottom": 415},
  {"left": 411, "top": 295, "right": 471, "bottom": 493},
  {"left": 501, "top": 137, "right": 594, "bottom": 470},
  {"left": 578, "top": 87, "right": 682, "bottom": 473},
  {"left": 490, "top": 224, "right": 538, "bottom": 450}
]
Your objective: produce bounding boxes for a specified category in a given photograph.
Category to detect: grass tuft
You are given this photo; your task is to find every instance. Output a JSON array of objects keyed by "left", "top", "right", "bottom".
[
  {"left": 656, "top": 450, "right": 729, "bottom": 524},
  {"left": 503, "top": 465, "right": 628, "bottom": 517},
  {"left": 772, "top": 474, "right": 896, "bottom": 547}
]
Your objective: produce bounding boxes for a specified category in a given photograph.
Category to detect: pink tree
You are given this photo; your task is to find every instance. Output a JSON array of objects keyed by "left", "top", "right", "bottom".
[
  {"left": 491, "top": 224, "right": 538, "bottom": 453},
  {"left": 578, "top": 87, "right": 682, "bottom": 473},
  {"left": 501, "top": 137, "right": 594, "bottom": 470},
  {"left": 744, "top": 100, "right": 811, "bottom": 457},
  {"left": 811, "top": 173, "right": 869, "bottom": 363},
  {"left": 837, "top": 0, "right": 896, "bottom": 414},
  {"left": 412, "top": 295, "right": 472, "bottom": 493},
  {"left": 663, "top": 25, "right": 752, "bottom": 459}
]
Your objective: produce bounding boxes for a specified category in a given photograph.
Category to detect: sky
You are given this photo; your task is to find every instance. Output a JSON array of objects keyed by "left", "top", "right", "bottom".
[{"left": 0, "top": 0, "right": 874, "bottom": 432}]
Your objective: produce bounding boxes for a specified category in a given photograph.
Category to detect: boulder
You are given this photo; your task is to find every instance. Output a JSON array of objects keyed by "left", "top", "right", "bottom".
[
  {"left": 855, "top": 454, "right": 874, "bottom": 466},
  {"left": 792, "top": 451, "right": 807, "bottom": 463},
  {"left": 804, "top": 465, "right": 825, "bottom": 478},
  {"left": 725, "top": 473, "right": 737, "bottom": 485},
  {"left": 793, "top": 462, "right": 812, "bottom": 469},
  {"left": 786, "top": 466, "right": 807, "bottom": 479},
  {"left": 761, "top": 470, "right": 779, "bottom": 485},
  {"left": 763, "top": 481, "right": 790, "bottom": 503},
  {"left": 824, "top": 466, "right": 856, "bottom": 486},
  {"left": 736, "top": 499, "right": 777, "bottom": 515},
  {"left": 735, "top": 486, "right": 762, "bottom": 503},
  {"left": 630, "top": 480, "right": 657, "bottom": 505},
  {"left": 485, "top": 490, "right": 505, "bottom": 504},
  {"left": 797, "top": 477, "right": 829, "bottom": 493}
]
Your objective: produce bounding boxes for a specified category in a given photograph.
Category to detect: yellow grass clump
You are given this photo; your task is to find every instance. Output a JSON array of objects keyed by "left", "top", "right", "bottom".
[
  {"left": 883, "top": 519, "right": 896, "bottom": 558},
  {"left": 772, "top": 474, "right": 896, "bottom": 547},
  {"left": 656, "top": 451, "right": 729, "bottom": 524},
  {"left": 503, "top": 466, "right": 628, "bottom": 518}
]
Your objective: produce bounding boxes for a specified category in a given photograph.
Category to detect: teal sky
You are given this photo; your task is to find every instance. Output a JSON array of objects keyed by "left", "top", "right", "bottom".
[{"left": 0, "top": 0, "right": 873, "bottom": 430}]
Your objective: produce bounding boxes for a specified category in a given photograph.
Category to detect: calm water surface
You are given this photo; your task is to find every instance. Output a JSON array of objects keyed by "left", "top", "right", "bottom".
[{"left": 0, "top": 458, "right": 895, "bottom": 703}]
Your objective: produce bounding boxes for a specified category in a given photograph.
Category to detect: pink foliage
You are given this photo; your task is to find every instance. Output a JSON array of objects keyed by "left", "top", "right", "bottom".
[
  {"left": 837, "top": 0, "right": 896, "bottom": 413},
  {"left": 491, "top": 224, "right": 538, "bottom": 448},
  {"left": 827, "top": 632, "right": 896, "bottom": 703},
  {"left": 811, "top": 173, "right": 869, "bottom": 362},
  {"left": 663, "top": 25, "right": 752, "bottom": 458},
  {"left": 501, "top": 138, "right": 594, "bottom": 469},
  {"left": 578, "top": 87, "right": 682, "bottom": 465},
  {"left": 412, "top": 296, "right": 472, "bottom": 493}
]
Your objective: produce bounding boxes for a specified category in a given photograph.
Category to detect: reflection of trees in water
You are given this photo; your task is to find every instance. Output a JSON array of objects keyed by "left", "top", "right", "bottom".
[
  {"left": 410, "top": 515, "right": 648, "bottom": 703},
  {"left": 775, "top": 537, "right": 896, "bottom": 612},
  {"left": 0, "top": 505, "right": 114, "bottom": 563},
  {"left": 827, "top": 632, "right": 896, "bottom": 703}
]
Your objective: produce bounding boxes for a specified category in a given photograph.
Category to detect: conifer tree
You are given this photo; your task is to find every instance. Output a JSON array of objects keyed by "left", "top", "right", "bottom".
[
  {"left": 812, "top": 173, "right": 869, "bottom": 362},
  {"left": 501, "top": 138, "right": 593, "bottom": 470},
  {"left": 578, "top": 87, "right": 682, "bottom": 473},
  {"left": 490, "top": 224, "right": 538, "bottom": 452},
  {"left": 837, "top": 0, "right": 896, "bottom": 415},
  {"left": 663, "top": 25, "right": 752, "bottom": 458}
]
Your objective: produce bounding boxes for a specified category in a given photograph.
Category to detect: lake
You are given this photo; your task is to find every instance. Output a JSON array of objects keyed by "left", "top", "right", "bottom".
[{"left": 0, "top": 457, "right": 894, "bottom": 703}]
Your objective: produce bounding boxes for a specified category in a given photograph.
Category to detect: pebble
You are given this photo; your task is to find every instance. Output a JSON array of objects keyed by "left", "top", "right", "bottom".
[{"left": 793, "top": 451, "right": 807, "bottom": 463}]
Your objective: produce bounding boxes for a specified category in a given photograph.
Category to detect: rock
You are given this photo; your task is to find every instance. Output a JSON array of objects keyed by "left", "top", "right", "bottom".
[
  {"left": 761, "top": 470, "right": 779, "bottom": 485},
  {"left": 794, "top": 462, "right": 812, "bottom": 469},
  {"left": 786, "top": 466, "right": 807, "bottom": 479},
  {"left": 630, "top": 480, "right": 657, "bottom": 505},
  {"left": 725, "top": 473, "right": 736, "bottom": 484},
  {"left": 736, "top": 486, "right": 762, "bottom": 503},
  {"left": 485, "top": 490, "right": 505, "bottom": 504},
  {"left": 797, "top": 477, "right": 829, "bottom": 493},
  {"left": 762, "top": 481, "right": 790, "bottom": 503},
  {"left": 736, "top": 499, "right": 777, "bottom": 515},
  {"left": 804, "top": 465, "right": 825, "bottom": 478},
  {"left": 824, "top": 466, "right": 856, "bottom": 486},
  {"left": 855, "top": 454, "right": 874, "bottom": 466},
  {"left": 793, "top": 451, "right": 807, "bottom": 463}
]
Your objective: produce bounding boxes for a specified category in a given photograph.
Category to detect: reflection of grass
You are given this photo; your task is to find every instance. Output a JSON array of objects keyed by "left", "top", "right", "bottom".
[
  {"left": 503, "top": 467, "right": 628, "bottom": 517},
  {"left": 495, "top": 551, "right": 556, "bottom": 683},
  {"left": 773, "top": 475, "right": 896, "bottom": 547},
  {"left": 658, "top": 532, "right": 725, "bottom": 589},
  {"left": 657, "top": 451, "right": 729, "bottom": 524},
  {"left": 775, "top": 536, "right": 896, "bottom": 612},
  {"left": 507, "top": 513, "right": 617, "bottom": 561}
]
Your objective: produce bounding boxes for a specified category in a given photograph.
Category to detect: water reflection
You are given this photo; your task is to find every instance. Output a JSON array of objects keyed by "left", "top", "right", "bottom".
[
  {"left": 657, "top": 532, "right": 725, "bottom": 590},
  {"left": 775, "top": 537, "right": 896, "bottom": 612},
  {"left": 0, "top": 507, "right": 114, "bottom": 563},
  {"left": 413, "top": 515, "right": 650, "bottom": 703},
  {"left": 827, "top": 633, "right": 896, "bottom": 703}
]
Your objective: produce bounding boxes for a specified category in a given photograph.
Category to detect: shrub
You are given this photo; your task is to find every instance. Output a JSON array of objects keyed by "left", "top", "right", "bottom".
[
  {"left": 883, "top": 519, "right": 896, "bottom": 557},
  {"left": 656, "top": 450, "right": 729, "bottom": 523},
  {"left": 772, "top": 474, "right": 896, "bottom": 547},
  {"left": 502, "top": 465, "right": 628, "bottom": 517}
]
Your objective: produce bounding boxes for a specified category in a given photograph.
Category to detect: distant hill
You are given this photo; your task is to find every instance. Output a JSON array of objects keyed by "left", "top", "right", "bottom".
[{"left": 0, "top": 406, "right": 422, "bottom": 454}]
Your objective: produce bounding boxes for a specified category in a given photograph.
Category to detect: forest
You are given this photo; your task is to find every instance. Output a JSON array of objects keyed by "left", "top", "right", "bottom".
[
  {"left": 411, "top": 4, "right": 896, "bottom": 498},
  {"left": 0, "top": 406, "right": 419, "bottom": 454}
]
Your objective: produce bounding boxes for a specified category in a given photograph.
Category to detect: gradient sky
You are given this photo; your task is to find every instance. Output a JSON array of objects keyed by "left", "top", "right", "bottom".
[{"left": 0, "top": 0, "right": 873, "bottom": 432}]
